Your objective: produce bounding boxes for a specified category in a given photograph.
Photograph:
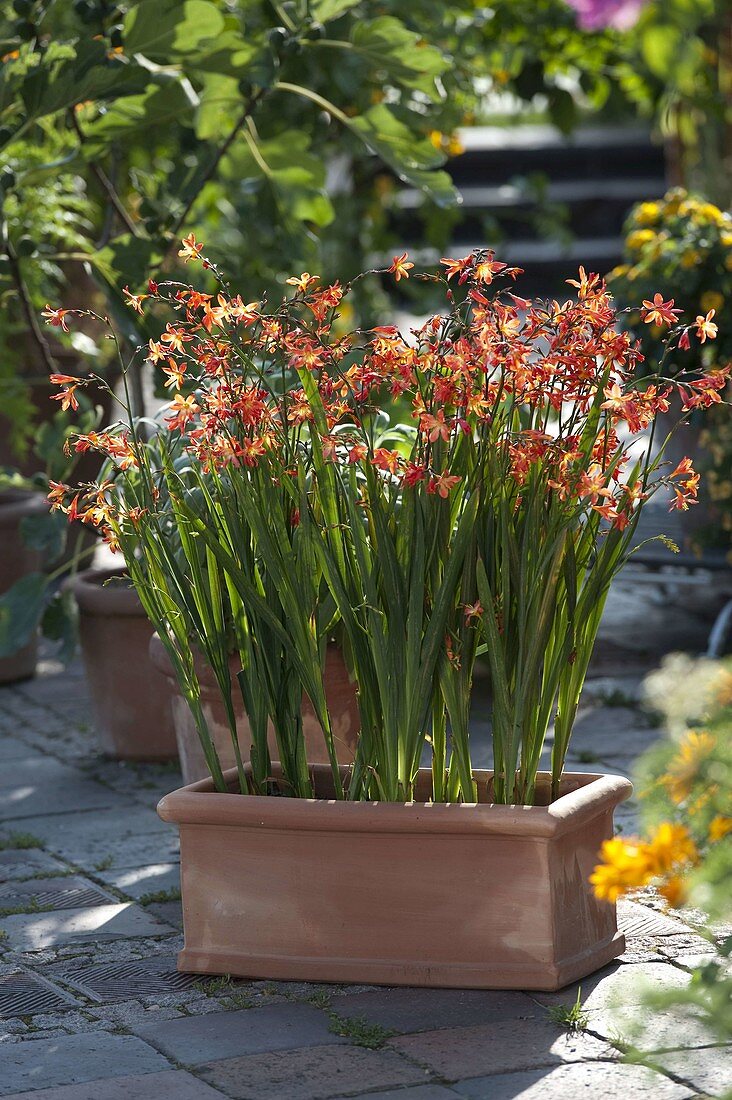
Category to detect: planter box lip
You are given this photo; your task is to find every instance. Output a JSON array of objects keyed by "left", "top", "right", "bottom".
[
  {"left": 158, "top": 765, "right": 632, "bottom": 839},
  {"left": 0, "top": 489, "right": 47, "bottom": 524},
  {"left": 68, "top": 565, "right": 141, "bottom": 616}
]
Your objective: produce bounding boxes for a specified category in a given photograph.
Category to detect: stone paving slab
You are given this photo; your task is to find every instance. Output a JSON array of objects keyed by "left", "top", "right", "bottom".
[
  {"left": 0, "top": 738, "right": 46, "bottom": 763},
  {"left": 589, "top": 1004, "right": 723, "bottom": 1052},
  {"left": 134, "top": 1002, "right": 347, "bottom": 1065},
  {"left": 0, "top": 760, "right": 129, "bottom": 821},
  {"left": 0, "top": 1071, "right": 229, "bottom": 1100},
  {"left": 198, "top": 1042, "right": 430, "bottom": 1099},
  {"left": 328, "top": 988, "right": 539, "bottom": 1034},
  {"left": 0, "top": 1032, "right": 171, "bottom": 1095},
  {"left": 346, "top": 1087, "right": 460, "bottom": 1100},
  {"left": 0, "top": 902, "right": 178, "bottom": 951},
  {"left": 0, "top": 849, "right": 68, "bottom": 882},
  {"left": 451, "top": 1062, "right": 694, "bottom": 1099},
  {"left": 97, "top": 863, "right": 181, "bottom": 900},
  {"left": 388, "top": 1019, "right": 613, "bottom": 1080},
  {"left": 531, "top": 961, "right": 691, "bottom": 1010},
  {"left": 10, "top": 807, "right": 179, "bottom": 869},
  {"left": 0, "top": 874, "right": 117, "bottom": 911},
  {"left": 653, "top": 1043, "right": 732, "bottom": 1097}
]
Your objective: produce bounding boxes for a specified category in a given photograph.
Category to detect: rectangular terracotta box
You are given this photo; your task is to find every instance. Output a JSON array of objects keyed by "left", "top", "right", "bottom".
[{"left": 158, "top": 766, "right": 632, "bottom": 991}]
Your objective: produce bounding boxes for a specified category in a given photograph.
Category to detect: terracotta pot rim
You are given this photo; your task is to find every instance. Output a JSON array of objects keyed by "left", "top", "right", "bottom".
[
  {"left": 68, "top": 566, "right": 142, "bottom": 617},
  {"left": 158, "top": 765, "right": 632, "bottom": 839},
  {"left": 0, "top": 490, "right": 47, "bottom": 526}
]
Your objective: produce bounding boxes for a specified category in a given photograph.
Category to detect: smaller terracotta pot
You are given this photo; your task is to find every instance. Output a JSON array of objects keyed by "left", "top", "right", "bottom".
[
  {"left": 0, "top": 491, "right": 47, "bottom": 684},
  {"left": 149, "top": 633, "right": 360, "bottom": 783},
  {"left": 69, "top": 568, "right": 177, "bottom": 761},
  {"left": 159, "top": 766, "right": 633, "bottom": 990}
]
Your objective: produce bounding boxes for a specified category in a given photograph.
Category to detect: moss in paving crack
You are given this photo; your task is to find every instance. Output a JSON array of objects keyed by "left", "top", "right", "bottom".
[
  {"left": 93, "top": 855, "right": 113, "bottom": 871},
  {"left": 138, "top": 888, "right": 182, "bottom": 906},
  {"left": 0, "top": 832, "right": 43, "bottom": 851},
  {"left": 308, "top": 989, "right": 332, "bottom": 1010},
  {"left": 0, "top": 898, "right": 55, "bottom": 917},
  {"left": 328, "top": 1013, "right": 395, "bottom": 1048}
]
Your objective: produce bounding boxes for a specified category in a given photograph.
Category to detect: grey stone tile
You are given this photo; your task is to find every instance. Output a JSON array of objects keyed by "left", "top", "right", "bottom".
[
  {"left": 654, "top": 1043, "right": 732, "bottom": 1097},
  {"left": 452, "top": 1062, "right": 692, "bottom": 1099},
  {"left": 0, "top": 761, "right": 127, "bottom": 820},
  {"left": 532, "top": 962, "right": 690, "bottom": 1010},
  {"left": 589, "top": 1005, "right": 722, "bottom": 1053},
  {"left": 11, "top": 807, "right": 179, "bottom": 869},
  {"left": 0, "top": 875, "right": 116, "bottom": 912},
  {"left": 389, "top": 1019, "right": 613, "bottom": 1079},
  {"left": 345, "top": 1088, "right": 459, "bottom": 1100},
  {"left": 134, "top": 1002, "right": 345, "bottom": 1065},
  {"left": 0, "top": 1032, "right": 171, "bottom": 1095},
  {"left": 0, "top": 740, "right": 44, "bottom": 763},
  {"left": 329, "top": 988, "right": 538, "bottom": 1035},
  {"left": 199, "top": 1043, "right": 428, "bottom": 1099},
  {"left": 0, "top": 1071, "right": 228, "bottom": 1099},
  {"left": 95, "top": 864, "right": 181, "bottom": 901},
  {"left": 0, "top": 903, "right": 177, "bottom": 951},
  {"left": 0, "top": 850, "right": 68, "bottom": 883}
]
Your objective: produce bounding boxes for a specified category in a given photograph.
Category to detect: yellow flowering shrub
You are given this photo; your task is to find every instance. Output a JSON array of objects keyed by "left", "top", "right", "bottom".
[
  {"left": 609, "top": 187, "right": 732, "bottom": 554},
  {"left": 591, "top": 656, "right": 732, "bottom": 1043}
]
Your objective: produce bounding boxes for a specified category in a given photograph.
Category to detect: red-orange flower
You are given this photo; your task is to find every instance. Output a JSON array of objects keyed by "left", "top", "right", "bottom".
[
  {"left": 388, "top": 253, "right": 414, "bottom": 282},
  {"left": 640, "top": 294, "right": 682, "bottom": 327}
]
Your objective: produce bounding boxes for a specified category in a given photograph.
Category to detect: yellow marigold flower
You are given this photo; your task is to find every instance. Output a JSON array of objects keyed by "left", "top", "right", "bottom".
[
  {"left": 697, "top": 202, "right": 726, "bottom": 227},
  {"left": 446, "top": 134, "right": 465, "bottom": 157},
  {"left": 627, "top": 229, "right": 655, "bottom": 252},
  {"left": 644, "top": 822, "right": 697, "bottom": 875},
  {"left": 635, "top": 202, "right": 660, "bottom": 226},
  {"left": 659, "top": 874, "right": 687, "bottom": 908},
  {"left": 701, "top": 290, "right": 724, "bottom": 314},
  {"left": 428, "top": 130, "right": 444, "bottom": 150},
  {"left": 607, "top": 264, "right": 630, "bottom": 280},
  {"left": 664, "top": 730, "right": 716, "bottom": 803},
  {"left": 709, "top": 815, "right": 732, "bottom": 842},
  {"left": 721, "top": 231, "right": 732, "bottom": 248},
  {"left": 590, "top": 836, "right": 653, "bottom": 902},
  {"left": 681, "top": 249, "right": 701, "bottom": 269}
]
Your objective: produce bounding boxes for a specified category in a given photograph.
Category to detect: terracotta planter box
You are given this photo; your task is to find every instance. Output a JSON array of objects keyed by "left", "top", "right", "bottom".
[
  {"left": 0, "top": 491, "right": 47, "bottom": 684},
  {"left": 158, "top": 765, "right": 632, "bottom": 991},
  {"left": 70, "top": 568, "right": 177, "bottom": 761},
  {"left": 149, "top": 633, "right": 360, "bottom": 783}
]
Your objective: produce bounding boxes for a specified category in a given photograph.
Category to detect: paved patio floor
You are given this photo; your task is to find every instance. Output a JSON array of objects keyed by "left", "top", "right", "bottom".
[{"left": 1, "top": 578, "right": 731, "bottom": 1098}]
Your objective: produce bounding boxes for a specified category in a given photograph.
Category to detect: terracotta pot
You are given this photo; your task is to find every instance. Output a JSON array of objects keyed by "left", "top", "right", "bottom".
[
  {"left": 69, "top": 568, "right": 177, "bottom": 761},
  {"left": 158, "top": 765, "right": 632, "bottom": 990},
  {"left": 149, "top": 633, "right": 360, "bottom": 783},
  {"left": 0, "top": 491, "right": 47, "bottom": 684}
]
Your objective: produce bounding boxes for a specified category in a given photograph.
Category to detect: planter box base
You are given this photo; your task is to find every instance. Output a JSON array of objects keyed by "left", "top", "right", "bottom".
[
  {"left": 177, "top": 931, "right": 625, "bottom": 991},
  {"left": 159, "top": 765, "right": 632, "bottom": 992}
]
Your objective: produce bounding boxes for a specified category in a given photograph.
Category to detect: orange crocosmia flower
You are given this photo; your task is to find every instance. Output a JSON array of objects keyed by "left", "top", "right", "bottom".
[
  {"left": 161, "top": 325, "right": 192, "bottom": 353},
  {"left": 474, "top": 258, "right": 507, "bottom": 284},
  {"left": 165, "top": 393, "right": 199, "bottom": 431},
  {"left": 566, "top": 266, "right": 601, "bottom": 299},
  {"left": 146, "top": 339, "right": 165, "bottom": 364},
  {"left": 286, "top": 272, "right": 319, "bottom": 293},
  {"left": 42, "top": 306, "right": 72, "bottom": 331},
  {"left": 463, "top": 601, "right": 483, "bottom": 623},
  {"left": 178, "top": 233, "right": 204, "bottom": 262},
  {"left": 419, "top": 410, "right": 451, "bottom": 443},
  {"left": 122, "top": 286, "right": 147, "bottom": 315},
  {"left": 640, "top": 294, "right": 682, "bottom": 327},
  {"left": 428, "top": 473, "right": 461, "bottom": 498},
  {"left": 388, "top": 253, "right": 414, "bottom": 282},
  {"left": 440, "top": 255, "right": 472, "bottom": 282},
  {"left": 347, "top": 443, "right": 368, "bottom": 464},
  {"left": 47, "top": 481, "right": 69, "bottom": 511},
  {"left": 695, "top": 309, "right": 718, "bottom": 343},
  {"left": 161, "top": 358, "right": 186, "bottom": 390},
  {"left": 372, "top": 448, "right": 400, "bottom": 474}
]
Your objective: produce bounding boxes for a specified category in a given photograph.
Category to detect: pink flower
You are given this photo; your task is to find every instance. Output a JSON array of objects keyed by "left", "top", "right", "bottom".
[{"left": 565, "top": 0, "right": 646, "bottom": 32}]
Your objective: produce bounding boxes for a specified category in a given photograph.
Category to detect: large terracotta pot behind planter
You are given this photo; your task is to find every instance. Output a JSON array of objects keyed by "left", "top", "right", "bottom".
[
  {"left": 0, "top": 491, "right": 47, "bottom": 684},
  {"left": 70, "top": 568, "right": 177, "bottom": 761},
  {"left": 149, "top": 633, "right": 359, "bottom": 783},
  {"left": 158, "top": 766, "right": 633, "bottom": 991}
]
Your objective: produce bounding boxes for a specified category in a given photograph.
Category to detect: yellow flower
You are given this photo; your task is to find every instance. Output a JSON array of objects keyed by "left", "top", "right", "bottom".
[
  {"left": 607, "top": 264, "right": 630, "bottom": 281},
  {"left": 709, "top": 815, "right": 732, "bottom": 842},
  {"left": 681, "top": 249, "right": 701, "bottom": 269},
  {"left": 644, "top": 822, "right": 697, "bottom": 875},
  {"left": 659, "top": 874, "right": 687, "bottom": 908},
  {"left": 590, "top": 836, "right": 653, "bottom": 902},
  {"left": 627, "top": 229, "right": 655, "bottom": 252},
  {"left": 721, "top": 231, "right": 732, "bottom": 248},
  {"left": 701, "top": 290, "right": 724, "bottom": 314},
  {"left": 664, "top": 730, "right": 716, "bottom": 803},
  {"left": 635, "top": 201, "right": 660, "bottom": 226},
  {"left": 697, "top": 202, "right": 726, "bottom": 227}
]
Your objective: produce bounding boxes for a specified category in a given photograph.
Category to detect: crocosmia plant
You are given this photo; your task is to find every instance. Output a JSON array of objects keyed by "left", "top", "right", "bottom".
[{"left": 46, "top": 243, "right": 728, "bottom": 804}]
